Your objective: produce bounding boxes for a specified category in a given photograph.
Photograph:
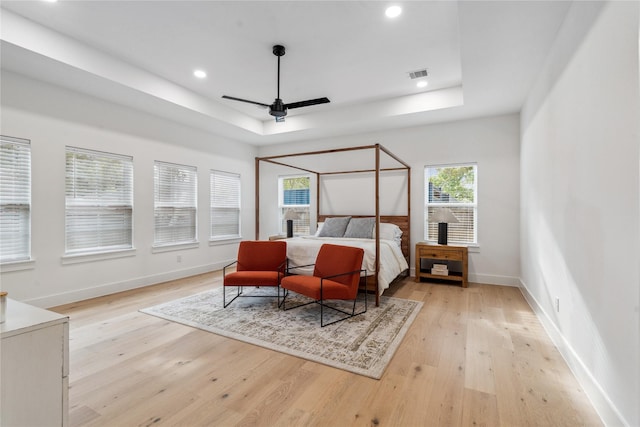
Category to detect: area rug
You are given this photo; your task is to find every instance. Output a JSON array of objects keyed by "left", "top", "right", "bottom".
[{"left": 141, "top": 287, "right": 422, "bottom": 379}]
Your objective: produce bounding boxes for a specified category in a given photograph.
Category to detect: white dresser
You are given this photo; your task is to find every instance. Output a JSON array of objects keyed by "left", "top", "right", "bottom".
[{"left": 1, "top": 298, "right": 69, "bottom": 427}]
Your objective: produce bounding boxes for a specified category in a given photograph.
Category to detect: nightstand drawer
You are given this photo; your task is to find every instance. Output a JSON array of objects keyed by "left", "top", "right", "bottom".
[{"left": 417, "top": 247, "right": 463, "bottom": 260}]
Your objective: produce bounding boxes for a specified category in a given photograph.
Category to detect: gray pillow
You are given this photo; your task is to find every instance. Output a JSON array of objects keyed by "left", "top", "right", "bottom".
[
  {"left": 343, "top": 217, "right": 375, "bottom": 239},
  {"left": 318, "top": 216, "right": 351, "bottom": 237}
]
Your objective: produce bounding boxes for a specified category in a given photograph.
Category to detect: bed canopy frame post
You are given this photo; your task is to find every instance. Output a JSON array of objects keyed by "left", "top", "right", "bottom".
[
  {"left": 407, "top": 167, "right": 411, "bottom": 265},
  {"left": 375, "top": 144, "right": 381, "bottom": 303},
  {"left": 316, "top": 172, "right": 320, "bottom": 226},
  {"left": 255, "top": 157, "right": 260, "bottom": 240},
  {"left": 378, "top": 144, "right": 411, "bottom": 273}
]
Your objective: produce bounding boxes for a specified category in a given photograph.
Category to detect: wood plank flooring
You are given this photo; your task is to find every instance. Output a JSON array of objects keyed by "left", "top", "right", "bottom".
[{"left": 51, "top": 272, "right": 603, "bottom": 426}]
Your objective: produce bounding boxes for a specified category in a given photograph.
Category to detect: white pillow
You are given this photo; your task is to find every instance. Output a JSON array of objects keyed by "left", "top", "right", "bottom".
[
  {"left": 314, "top": 222, "right": 324, "bottom": 236},
  {"left": 374, "top": 223, "right": 403, "bottom": 246}
]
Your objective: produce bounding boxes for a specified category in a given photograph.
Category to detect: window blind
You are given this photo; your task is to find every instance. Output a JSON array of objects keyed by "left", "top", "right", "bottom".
[
  {"left": 210, "top": 170, "right": 240, "bottom": 239},
  {"left": 0, "top": 136, "right": 31, "bottom": 263},
  {"left": 65, "top": 147, "right": 133, "bottom": 255},
  {"left": 154, "top": 161, "right": 197, "bottom": 246},
  {"left": 424, "top": 164, "right": 477, "bottom": 244},
  {"left": 279, "top": 175, "right": 310, "bottom": 235}
]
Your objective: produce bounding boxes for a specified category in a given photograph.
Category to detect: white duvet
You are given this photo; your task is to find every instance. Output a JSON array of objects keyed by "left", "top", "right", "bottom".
[{"left": 284, "top": 236, "right": 409, "bottom": 295}]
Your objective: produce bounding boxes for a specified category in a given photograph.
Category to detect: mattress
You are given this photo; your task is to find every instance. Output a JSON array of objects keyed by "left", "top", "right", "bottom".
[{"left": 284, "top": 236, "right": 409, "bottom": 295}]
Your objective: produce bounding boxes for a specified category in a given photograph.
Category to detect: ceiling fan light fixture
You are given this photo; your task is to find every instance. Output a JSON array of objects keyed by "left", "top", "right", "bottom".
[{"left": 385, "top": 6, "right": 402, "bottom": 18}]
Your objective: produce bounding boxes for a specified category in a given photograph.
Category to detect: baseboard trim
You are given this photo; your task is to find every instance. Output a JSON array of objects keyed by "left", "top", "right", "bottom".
[
  {"left": 469, "top": 272, "right": 520, "bottom": 287},
  {"left": 409, "top": 268, "right": 520, "bottom": 287},
  {"left": 518, "top": 279, "right": 627, "bottom": 427},
  {"left": 25, "top": 260, "right": 233, "bottom": 308}
]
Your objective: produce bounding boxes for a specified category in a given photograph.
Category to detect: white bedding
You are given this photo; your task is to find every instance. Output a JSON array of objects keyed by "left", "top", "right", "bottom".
[{"left": 285, "top": 236, "right": 409, "bottom": 295}]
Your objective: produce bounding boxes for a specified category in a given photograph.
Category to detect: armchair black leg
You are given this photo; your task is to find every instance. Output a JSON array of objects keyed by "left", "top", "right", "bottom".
[
  {"left": 320, "top": 272, "right": 368, "bottom": 327},
  {"left": 224, "top": 285, "right": 286, "bottom": 308},
  {"left": 223, "top": 286, "right": 243, "bottom": 308}
]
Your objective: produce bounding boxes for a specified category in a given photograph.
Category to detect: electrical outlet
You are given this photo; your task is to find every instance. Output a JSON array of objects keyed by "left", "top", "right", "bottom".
[
  {"left": 177, "top": 255, "right": 182, "bottom": 263},
  {"left": 555, "top": 297, "right": 560, "bottom": 313}
]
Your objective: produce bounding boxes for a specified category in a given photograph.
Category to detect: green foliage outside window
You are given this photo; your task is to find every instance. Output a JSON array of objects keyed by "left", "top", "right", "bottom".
[
  {"left": 282, "top": 176, "right": 310, "bottom": 190},
  {"left": 429, "top": 166, "right": 474, "bottom": 203}
]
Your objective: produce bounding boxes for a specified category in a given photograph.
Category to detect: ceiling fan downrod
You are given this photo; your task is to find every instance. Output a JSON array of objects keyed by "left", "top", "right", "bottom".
[{"left": 271, "top": 45, "right": 286, "bottom": 119}]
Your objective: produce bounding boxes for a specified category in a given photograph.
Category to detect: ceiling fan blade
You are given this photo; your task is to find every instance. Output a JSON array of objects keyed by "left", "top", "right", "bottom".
[
  {"left": 222, "top": 95, "right": 269, "bottom": 108},
  {"left": 285, "top": 97, "right": 330, "bottom": 110}
]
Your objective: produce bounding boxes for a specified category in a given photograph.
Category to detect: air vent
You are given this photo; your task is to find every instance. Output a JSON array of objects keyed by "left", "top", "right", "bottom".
[{"left": 408, "top": 69, "right": 429, "bottom": 79}]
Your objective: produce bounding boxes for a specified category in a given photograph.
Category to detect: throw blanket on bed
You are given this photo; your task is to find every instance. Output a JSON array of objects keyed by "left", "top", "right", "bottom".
[{"left": 285, "top": 236, "right": 409, "bottom": 295}]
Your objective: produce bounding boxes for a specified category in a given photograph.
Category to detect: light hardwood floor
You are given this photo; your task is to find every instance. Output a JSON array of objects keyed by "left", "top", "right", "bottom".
[{"left": 51, "top": 273, "right": 602, "bottom": 426}]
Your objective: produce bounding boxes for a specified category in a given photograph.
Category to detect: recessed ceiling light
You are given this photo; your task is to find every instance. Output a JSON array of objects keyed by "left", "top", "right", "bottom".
[
  {"left": 385, "top": 6, "right": 402, "bottom": 18},
  {"left": 193, "top": 69, "right": 207, "bottom": 79},
  {"left": 416, "top": 80, "right": 428, "bottom": 88}
]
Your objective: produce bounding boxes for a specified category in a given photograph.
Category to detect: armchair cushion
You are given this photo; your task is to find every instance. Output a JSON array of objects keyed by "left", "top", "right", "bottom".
[
  {"left": 313, "top": 243, "right": 362, "bottom": 288},
  {"left": 281, "top": 275, "right": 354, "bottom": 300},
  {"left": 224, "top": 271, "right": 283, "bottom": 287},
  {"left": 235, "top": 240, "right": 287, "bottom": 273}
]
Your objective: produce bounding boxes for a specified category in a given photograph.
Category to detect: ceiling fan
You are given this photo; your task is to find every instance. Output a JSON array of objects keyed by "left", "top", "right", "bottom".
[{"left": 222, "top": 45, "right": 330, "bottom": 122}]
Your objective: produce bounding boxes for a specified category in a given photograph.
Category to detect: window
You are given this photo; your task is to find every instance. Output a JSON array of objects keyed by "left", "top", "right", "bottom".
[
  {"left": 279, "top": 175, "right": 310, "bottom": 235},
  {"left": 0, "top": 136, "right": 31, "bottom": 263},
  {"left": 65, "top": 147, "right": 133, "bottom": 255},
  {"left": 424, "top": 164, "right": 477, "bottom": 244},
  {"left": 210, "top": 170, "right": 241, "bottom": 240},
  {"left": 154, "top": 161, "right": 197, "bottom": 247}
]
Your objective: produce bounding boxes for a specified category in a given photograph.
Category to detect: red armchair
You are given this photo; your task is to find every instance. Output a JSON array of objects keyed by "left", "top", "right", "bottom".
[
  {"left": 281, "top": 243, "right": 367, "bottom": 327},
  {"left": 223, "top": 240, "right": 287, "bottom": 308}
]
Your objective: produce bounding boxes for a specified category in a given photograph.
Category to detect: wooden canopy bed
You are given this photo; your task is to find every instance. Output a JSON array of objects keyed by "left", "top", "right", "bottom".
[{"left": 255, "top": 144, "right": 411, "bottom": 306}]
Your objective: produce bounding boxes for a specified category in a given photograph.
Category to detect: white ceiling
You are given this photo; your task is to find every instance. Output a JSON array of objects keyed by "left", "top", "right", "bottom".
[{"left": 0, "top": 1, "right": 572, "bottom": 145}]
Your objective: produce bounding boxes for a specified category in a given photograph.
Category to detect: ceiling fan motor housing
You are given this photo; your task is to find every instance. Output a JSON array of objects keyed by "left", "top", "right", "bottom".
[
  {"left": 270, "top": 98, "right": 287, "bottom": 117},
  {"left": 273, "top": 45, "right": 285, "bottom": 57}
]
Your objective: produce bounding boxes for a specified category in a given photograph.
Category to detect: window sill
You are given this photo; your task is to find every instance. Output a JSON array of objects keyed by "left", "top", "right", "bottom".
[
  {"left": 151, "top": 242, "right": 200, "bottom": 253},
  {"left": 209, "top": 237, "right": 242, "bottom": 246},
  {"left": 62, "top": 248, "right": 136, "bottom": 265},
  {"left": 1, "top": 258, "right": 36, "bottom": 272}
]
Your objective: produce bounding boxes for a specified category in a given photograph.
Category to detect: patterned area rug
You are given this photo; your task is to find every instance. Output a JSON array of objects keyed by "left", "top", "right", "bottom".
[{"left": 141, "top": 287, "right": 422, "bottom": 379}]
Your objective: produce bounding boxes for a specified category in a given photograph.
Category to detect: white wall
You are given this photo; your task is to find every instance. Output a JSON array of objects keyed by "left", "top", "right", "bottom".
[
  {"left": 520, "top": 2, "right": 639, "bottom": 426},
  {"left": 258, "top": 113, "right": 521, "bottom": 286},
  {"left": 0, "top": 72, "right": 256, "bottom": 307}
]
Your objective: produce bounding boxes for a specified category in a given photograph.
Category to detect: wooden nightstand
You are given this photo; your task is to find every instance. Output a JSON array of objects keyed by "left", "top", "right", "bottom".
[{"left": 415, "top": 242, "right": 468, "bottom": 287}]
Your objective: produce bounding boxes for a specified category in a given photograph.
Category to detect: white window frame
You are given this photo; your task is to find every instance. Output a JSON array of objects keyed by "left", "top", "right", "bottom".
[
  {"left": 278, "top": 174, "right": 311, "bottom": 236},
  {"left": 65, "top": 146, "right": 134, "bottom": 257},
  {"left": 210, "top": 170, "right": 241, "bottom": 241},
  {"left": 153, "top": 161, "right": 198, "bottom": 248},
  {"left": 1, "top": 136, "right": 32, "bottom": 265},
  {"left": 424, "top": 163, "right": 478, "bottom": 245}
]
